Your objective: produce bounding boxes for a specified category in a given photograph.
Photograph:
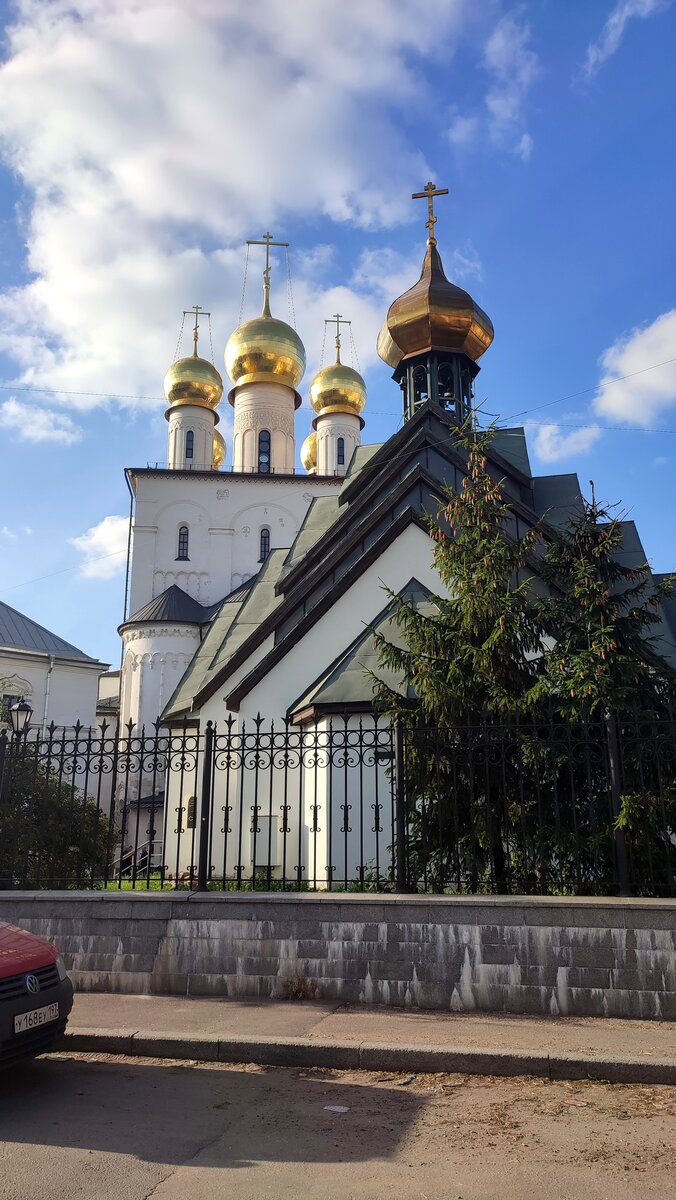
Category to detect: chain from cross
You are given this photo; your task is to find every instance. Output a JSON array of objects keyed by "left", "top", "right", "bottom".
[
  {"left": 183, "top": 304, "right": 211, "bottom": 355},
  {"left": 325, "top": 312, "right": 351, "bottom": 363},
  {"left": 411, "top": 181, "right": 449, "bottom": 245}
]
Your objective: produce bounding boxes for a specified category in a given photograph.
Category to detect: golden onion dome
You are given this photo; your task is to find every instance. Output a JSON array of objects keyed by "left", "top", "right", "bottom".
[
  {"left": 310, "top": 359, "right": 366, "bottom": 419},
  {"left": 225, "top": 303, "right": 305, "bottom": 404},
  {"left": 212, "top": 428, "right": 226, "bottom": 470},
  {"left": 300, "top": 431, "right": 317, "bottom": 474},
  {"left": 377, "top": 241, "right": 493, "bottom": 369},
  {"left": 164, "top": 352, "right": 224, "bottom": 409}
]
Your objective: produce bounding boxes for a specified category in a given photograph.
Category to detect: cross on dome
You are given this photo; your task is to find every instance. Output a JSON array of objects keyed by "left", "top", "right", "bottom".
[
  {"left": 183, "top": 304, "right": 210, "bottom": 356},
  {"left": 246, "top": 232, "right": 289, "bottom": 316},
  {"left": 411, "top": 181, "right": 449, "bottom": 246},
  {"left": 325, "top": 312, "right": 351, "bottom": 364}
]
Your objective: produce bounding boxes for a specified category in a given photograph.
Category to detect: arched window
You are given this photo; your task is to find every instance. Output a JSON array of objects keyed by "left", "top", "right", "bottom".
[
  {"left": 412, "top": 364, "right": 428, "bottom": 408},
  {"left": 336, "top": 437, "right": 345, "bottom": 466},
  {"left": 437, "top": 363, "right": 455, "bottom": 403},
  {"left": 177, "top": 525, "right": 189, "bottom": 560},
  {"left": 259, "top": 527, "right": 271, "bottom": 562},
  {"left": 185, "top": 430, "right": 194, "bottom": 461},
  {"left": 258, "top": 430, "right": 271, "bottom": 473}
]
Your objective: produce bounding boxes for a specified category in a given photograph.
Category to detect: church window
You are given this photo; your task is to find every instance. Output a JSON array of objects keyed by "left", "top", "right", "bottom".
[
  {"left": 259, "top": 527, "right": 271, "bottom": 562},
  {"left": 437, "top": 363, "right": 455, "bottom": 403},
  {"left": 185, "top": 430, "right": 194, "bottom": 461},
  {"left": 258, "top": 430, "right": 271, "bottom": 473},
  {"left": 177, "top": 525, "right": 189, "bottom": 560},
  {"left": 337, "top": 437, "right": 345, "bottom": 466},
  {"left": 412, "top": 365, "right": 428, "bottom": 408}
]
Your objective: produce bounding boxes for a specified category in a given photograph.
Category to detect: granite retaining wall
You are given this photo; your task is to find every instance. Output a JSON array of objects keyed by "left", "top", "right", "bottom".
[{"left": 1, "top": 892, "right": 674, "bottom": 1020}]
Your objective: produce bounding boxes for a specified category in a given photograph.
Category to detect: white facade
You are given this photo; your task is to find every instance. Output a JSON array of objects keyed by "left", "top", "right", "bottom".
[
  {"left": 119, "top": 623, "right": 201, "bottom": 732},
  {"left": 121, "top": 469, "right": 344, "bottom": 729},
  {"left": 166, "top": 402, "right": 218, "bottom": 471},
  {"left": 315, "top": 411, "right": 361, "bottom": 477},
  {"left": 231, "top": 382, "right": 297, "bottom": 473},
  {"left": 0, "top": 647, "right": 106, "bottom": 733},
  {"left": 160, "top": 523, "right": 441, "bottom": 882}
]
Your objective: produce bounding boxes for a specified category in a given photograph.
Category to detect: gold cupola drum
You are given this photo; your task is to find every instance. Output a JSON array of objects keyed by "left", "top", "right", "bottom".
[
  {"left": 377, "top": 182, "right": 494, "bottom": 424},
  {"left": 165, "top": 306, "right": 223, "bottom": 470},
  {"left": 309, "top": 314, "right": 366, "bottom": 477},
  {"left": 225, "top": 233, "right": 305, "bottom": 475}
]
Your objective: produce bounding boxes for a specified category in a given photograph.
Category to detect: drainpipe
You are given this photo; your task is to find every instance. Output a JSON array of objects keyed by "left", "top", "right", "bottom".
[{"left": 42, "top": 654, "right": 55, "bottom": 735}]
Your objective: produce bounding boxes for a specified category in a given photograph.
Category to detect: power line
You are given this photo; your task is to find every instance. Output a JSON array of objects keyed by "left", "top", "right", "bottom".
[
  {"left": 0, "top": 351, "right": 674, "bottom": 414},
  {"left": 500, "top": 356, "right": 676, "bottom": 423},
  {"left": 0, "top": 549, "right": 127, "bottom": 595}
]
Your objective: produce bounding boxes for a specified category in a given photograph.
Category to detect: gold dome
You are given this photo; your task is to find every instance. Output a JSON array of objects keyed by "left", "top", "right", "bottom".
[
  {"left": 212, "top": 428, "right": 226, "bottom": 470},
  {"left": 225, "top": 311, "right": 305, "bottom": 403},
  {"left": 377, "top": 242, "right": 493, "bottom": 369},
  {"left": 300, "top": 431, "right": 317, "bottom": 474},
  {"left": 310, "top": 360, "right": 366, "bottom": 419},
  {"left": 164, "top": 352, "right": 224, "bottom": 409}
]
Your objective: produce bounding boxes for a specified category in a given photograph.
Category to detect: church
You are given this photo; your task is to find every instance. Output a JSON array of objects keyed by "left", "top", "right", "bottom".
[{"left": 116, "top": 187, "right": 676, "bottom": 884}]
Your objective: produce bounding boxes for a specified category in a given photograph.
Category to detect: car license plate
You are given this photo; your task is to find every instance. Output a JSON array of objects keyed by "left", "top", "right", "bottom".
[{"left": 14, "top": 1003, "right": 60, "bottom": 1035}]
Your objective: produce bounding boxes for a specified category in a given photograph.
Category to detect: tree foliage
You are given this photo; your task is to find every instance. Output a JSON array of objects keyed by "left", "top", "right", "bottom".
[
  {"left": 0, "top": 734, "right": 114, "bottom": 888},
  {"left": 372, "top": 424, "right": 676, "bottom": 896}
]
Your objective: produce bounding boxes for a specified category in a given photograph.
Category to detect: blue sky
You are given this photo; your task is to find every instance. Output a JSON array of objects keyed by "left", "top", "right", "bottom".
[{"left": 0, "top": 0, "right": 674, "bottom": 668}]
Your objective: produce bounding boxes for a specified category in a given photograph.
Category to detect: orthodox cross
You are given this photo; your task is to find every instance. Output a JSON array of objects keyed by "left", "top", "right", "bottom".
[
  {"left": 183, "top": 304, "right": 210, "bottom": 355},
  {"left": 325, "top": 312, "right": 351, "bottom": 363},
  {"left": 411, "top": 181, "right": 449, "bottom": 245},
  {"left": 246, "top": 232, "right": 289, "bottom": 313}
]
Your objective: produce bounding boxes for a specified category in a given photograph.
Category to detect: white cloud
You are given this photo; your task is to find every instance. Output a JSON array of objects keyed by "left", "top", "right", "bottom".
[
  {"left": 1, "top": 526, "right": 17, "bottom": 540},
  {"left": 580, "top": 0, "right": 667, "bottom": 82},
  {"left": 527, "top": 421, "right": 603, "bottom": 463},
  {"left": 0, "top": 0, "right": 468, "bottom": 409},
  {"left": 69, "top": 515, "right": 129, "bottom": 580},
  {"left": 593, "top": 310, "right": 676, "bottom": 425},
  {"left": 449, "top": 13, "right": 539, "bottom": 160},
  {"left": 0, "top": 397, "right": 83, "bottom": 443}
]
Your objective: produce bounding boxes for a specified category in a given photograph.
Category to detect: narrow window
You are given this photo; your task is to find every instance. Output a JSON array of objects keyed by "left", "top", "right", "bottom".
[
  {"left": 259, "top": 527, "right": 271, "bottom": 562},
  {"left": 177, "top": 525, "right": 189, "bottom": 560},
  {"left": 185, "top": 430, "right": 194, "bottom": 460},
  {"left": 336, "top": 437, "right": 345, "bottom": 467},
  {"left": 258, "top": 429, "right": 271, "bottom": 474}
]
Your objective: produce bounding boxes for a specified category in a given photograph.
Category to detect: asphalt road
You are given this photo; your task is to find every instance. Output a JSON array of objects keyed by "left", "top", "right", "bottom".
[{"left": 0, "top": 1052, "right": 674, "bottom": 1199}]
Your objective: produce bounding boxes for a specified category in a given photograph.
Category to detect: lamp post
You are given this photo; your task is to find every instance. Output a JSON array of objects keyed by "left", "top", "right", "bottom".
[{"left": 9, "top": 699, "right": 33, "bottom": 738}]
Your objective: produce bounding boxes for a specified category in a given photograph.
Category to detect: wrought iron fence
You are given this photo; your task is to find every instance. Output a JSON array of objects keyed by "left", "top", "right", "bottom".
[{"left": 0, "top": 710, "right": 674, "bottom": 896}]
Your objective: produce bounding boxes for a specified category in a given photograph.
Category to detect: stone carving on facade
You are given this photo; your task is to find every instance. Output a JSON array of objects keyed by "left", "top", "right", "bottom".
[
  {"left": 124, "top": 625, "right": 201, "bottom": 643},
  {"left": 216, "top": 487, "right": 230, "bottom": 499},
  {"left": 234, "top": 407, "right": 294, "bottom": 435}
]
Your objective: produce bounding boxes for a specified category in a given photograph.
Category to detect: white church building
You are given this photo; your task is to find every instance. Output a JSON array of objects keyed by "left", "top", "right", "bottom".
[{"left": 116, "top": 197, "right": 676, "bottom": 885}]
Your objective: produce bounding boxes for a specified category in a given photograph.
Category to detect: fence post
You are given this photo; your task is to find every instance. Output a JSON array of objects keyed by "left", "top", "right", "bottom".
[
  {"left": 196, "top": 721, "right": 215, "bottom": 893},
  {"left": 394, "top": 719, "right": 409, "bottom": 892},
  {"left": 604, "top": 710, "right": 631, "bottom": 897}
]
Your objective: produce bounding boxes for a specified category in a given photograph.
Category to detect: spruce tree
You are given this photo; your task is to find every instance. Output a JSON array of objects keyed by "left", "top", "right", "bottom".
[{"left": 372, "top": 423, "right": 545, "bottom": 891}]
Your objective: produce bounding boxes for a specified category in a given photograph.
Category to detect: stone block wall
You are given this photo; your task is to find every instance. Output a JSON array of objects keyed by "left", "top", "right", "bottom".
[{"left": 1, "top": 892, "right": 674, "bottom": 1020}]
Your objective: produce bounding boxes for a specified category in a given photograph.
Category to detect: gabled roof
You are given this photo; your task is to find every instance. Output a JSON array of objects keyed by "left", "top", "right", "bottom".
[
  {"left": 164, "top": 399, "right": 675, "bottom": 718},
  {"left": 183, "top": 402, "right": 584, "bottom": 713},
  {"left": 161, "top": 571, "right": 268, "bottom": 720},
  {"left": 289, "top": 579, "right": 436, "bottom": 720},
  {"left": 122, "top": 584, "right": 222, "bottom": 628},
  {"left": 0, "top": 600, "right": 100, "bottom": 662}
]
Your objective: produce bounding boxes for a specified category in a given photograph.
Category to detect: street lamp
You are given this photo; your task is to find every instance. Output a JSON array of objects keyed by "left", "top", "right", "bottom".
[{"left": 9, "top": 699, "right": 32, "bottom": 737}]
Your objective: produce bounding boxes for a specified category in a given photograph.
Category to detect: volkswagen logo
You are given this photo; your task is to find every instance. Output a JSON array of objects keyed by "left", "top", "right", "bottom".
[{"left": 24, "top": 974, "right": 40, "bottom": 995}]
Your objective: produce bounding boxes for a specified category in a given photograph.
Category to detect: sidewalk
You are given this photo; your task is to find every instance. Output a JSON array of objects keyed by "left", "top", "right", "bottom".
[{"left": 64, "top": 993, "right": 676, "bottom": 1085}]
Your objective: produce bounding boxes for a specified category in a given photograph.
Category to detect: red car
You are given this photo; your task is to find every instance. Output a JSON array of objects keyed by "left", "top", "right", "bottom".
[{"left": 0, "top": 920, "right": 73, "bottom": 1067}]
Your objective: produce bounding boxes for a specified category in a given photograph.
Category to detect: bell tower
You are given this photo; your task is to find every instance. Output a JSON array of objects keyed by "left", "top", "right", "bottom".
[{"left": 377, "top": 183, "right": 494, "bottom": 424}]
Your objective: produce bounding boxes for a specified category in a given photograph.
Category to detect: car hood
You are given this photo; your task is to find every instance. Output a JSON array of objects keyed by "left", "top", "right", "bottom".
[{"left": 0, "top": 920, "right": 58, "bottom": 979}]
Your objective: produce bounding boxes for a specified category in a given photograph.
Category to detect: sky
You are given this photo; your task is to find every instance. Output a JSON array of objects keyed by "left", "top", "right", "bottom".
[{"left": 0, "top": 0, "right": 674, "bottom": 669}]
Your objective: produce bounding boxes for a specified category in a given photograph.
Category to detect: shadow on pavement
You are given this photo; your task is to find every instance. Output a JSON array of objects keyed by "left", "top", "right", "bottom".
[{"left": 0, "top": 1054, "right": 425, "bottom": 1170}]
